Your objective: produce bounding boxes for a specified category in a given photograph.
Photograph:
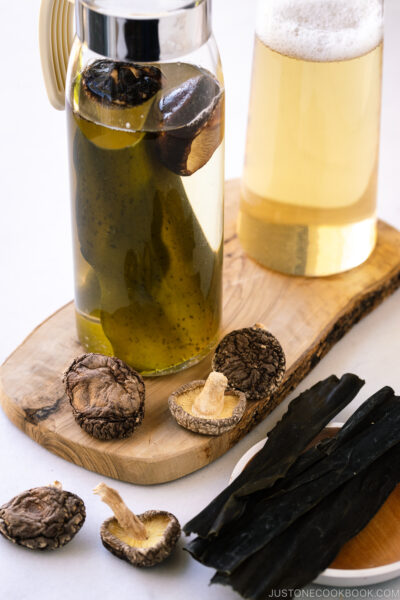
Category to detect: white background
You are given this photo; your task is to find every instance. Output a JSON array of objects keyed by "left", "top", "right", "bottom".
[{"left": 0, "top": 1, "right": 400, "bottom": 599}]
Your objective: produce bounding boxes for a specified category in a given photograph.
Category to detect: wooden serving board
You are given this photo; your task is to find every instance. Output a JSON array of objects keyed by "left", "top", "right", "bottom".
[{"left": 1, "top": 180, "right": 400, "bottom": 485}]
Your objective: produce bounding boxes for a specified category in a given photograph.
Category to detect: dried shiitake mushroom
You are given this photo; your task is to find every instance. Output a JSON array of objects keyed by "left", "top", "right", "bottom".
[
  {"left": 64, "top": 353, "right": 145, "bottom": 441},
  {"left": 82, "top": 60, "right": 162, "bottom": 108},
  {"left": 154, "top": 74, "right": 224, "bottom": 176},
  {"left": 168, "top": 371, "right": 246, "bottom": 436},
  {"left": 94, "top": 483, "right": 180, "bottom": 567},
  {"left": 212, "top": 324, "right": 286, "bottom": 402},
  {"left": 0, "top": 482, "right": 85, "bottom": 550},
  {"left": 76, "top": 59, "right": 163, "bottom": 149}
]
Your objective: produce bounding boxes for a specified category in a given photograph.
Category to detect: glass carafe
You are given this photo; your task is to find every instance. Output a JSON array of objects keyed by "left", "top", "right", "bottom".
[
  {"left": 40, "top": 0, "right": 225, "bottom": 376},
  {"left": 238, "top": 0, "right": 383, "bottom": 276}
]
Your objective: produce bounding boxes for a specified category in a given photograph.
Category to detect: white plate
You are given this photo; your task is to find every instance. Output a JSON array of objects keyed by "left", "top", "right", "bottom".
[{"left": 229, "top": 423, "right": 400, "bottom": 587}]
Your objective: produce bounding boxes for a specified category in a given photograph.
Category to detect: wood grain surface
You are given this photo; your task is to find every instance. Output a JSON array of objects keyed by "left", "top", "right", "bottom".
[
  {"left": 1, "top": 179, "right": 400, "bottom": 485},
  {"left": 331, "top": 485, "right": 400, "bottom": 569}
]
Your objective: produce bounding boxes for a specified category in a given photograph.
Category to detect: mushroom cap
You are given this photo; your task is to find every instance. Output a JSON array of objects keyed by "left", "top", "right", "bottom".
[
  {"left": 0, "top": 485, "right": 86, "bottom": 550},
  {"left": 212, "top": 326, "right": 286, "bottom": 402},
  {"left": 82, "top": 60, "right": 162, "bottom": 108},
  {"left": 100, "top": 510, "right": 181, "bottom": 567},
  {"left": 75, "top": 60, "right": 163, "bottom": 148},
  {"left": 64, "top": 353, "right": 145, "bottom": 440},
  {"left": 153, "top": 74, "right": 224, "bottom": 176},
  {"left": 168, "top": 381, "right": 247, "bottom": 436}
]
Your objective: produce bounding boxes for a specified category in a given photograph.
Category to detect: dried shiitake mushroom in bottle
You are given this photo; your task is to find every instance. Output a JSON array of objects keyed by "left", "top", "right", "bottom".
[
  {"left": 153, "top": 74, "right": 224, "bottom": 176},
  {"left": 212, "top": 324, "right": 286, "bottom": 402},
  {"left": 64, "top": 353, "right": 145, "bottom": 440},
  {"left": 94, "top": 483, "right": 181, "bottom": 567},
  {"left": 0, "top": 482, "right": 85, "bottom": 550},
  {"left": 82, "top": 60, "right": 162, "bottom": 108},
  {"left": 168, "top": 371, "right": 247, "bottom": 436},
  {"left": 76, "top": 59, "right": 163, "bottom": 141}
]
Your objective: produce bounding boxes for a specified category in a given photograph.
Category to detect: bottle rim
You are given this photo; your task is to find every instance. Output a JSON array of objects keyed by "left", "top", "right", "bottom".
[
  {"left": 75, "top": 0, "right": 212, "bottom": 62},
  {"left": 78, "top": 0, "right": 202, "bottom": 19}
]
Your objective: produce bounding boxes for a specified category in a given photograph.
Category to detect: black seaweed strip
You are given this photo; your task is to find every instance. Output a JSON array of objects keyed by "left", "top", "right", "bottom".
[
  {"left": 186, "top": 387, "right": 394, "bottom": 569},
  {"left": 249, "top": 385, "right": 395, "bottom": 503},
  {"left": 212, "top": 441, "right": 400, "bottom": 600},
  {"left": 270, "top": 386, "right": 396, "bottom": 495},
  {"left": 210, "top": 373, "right": 365, "bottom": 535},
  {"left": 184, "top": 374, "right": 363, "bottom": 537},
  {"left": 189, "top": 393, "right": 400, "bottom": 573}
]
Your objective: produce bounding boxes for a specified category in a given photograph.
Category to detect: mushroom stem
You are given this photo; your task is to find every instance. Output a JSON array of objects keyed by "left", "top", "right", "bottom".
[
  {"left": 192, "top": 371, "right": 228, "bottom": 418},
  {"left": 49, "top": 481, "right": 62, "bottom": 490},
  {"left": 93, "top": 483, "right": 147, "bottom": 540}
]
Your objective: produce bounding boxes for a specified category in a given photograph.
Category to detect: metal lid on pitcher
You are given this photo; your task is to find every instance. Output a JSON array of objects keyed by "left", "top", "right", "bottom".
[{"left": 75, "top": 0, "right": 212, "bottom": 62}]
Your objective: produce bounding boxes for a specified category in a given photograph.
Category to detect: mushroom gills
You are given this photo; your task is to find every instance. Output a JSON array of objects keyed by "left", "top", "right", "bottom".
[
  {"left": 178, "top": 389, "right": 242, "bottom": 419},
  {"left": 94, "top": 482, "right": 181, "bottom": 566},
  {"left": 108, "top": 514, "right": 171, "bottom": 548}
]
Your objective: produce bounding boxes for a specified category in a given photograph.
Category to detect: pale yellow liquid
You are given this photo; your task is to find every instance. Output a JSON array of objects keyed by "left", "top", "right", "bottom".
[{"left": 239, "top": 37, "right": 383, "bottom": 276}]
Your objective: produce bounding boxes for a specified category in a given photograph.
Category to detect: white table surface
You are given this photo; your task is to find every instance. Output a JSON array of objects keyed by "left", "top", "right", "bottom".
[{"left": 1, "top": 1, "right": 400, "bottom": 599}]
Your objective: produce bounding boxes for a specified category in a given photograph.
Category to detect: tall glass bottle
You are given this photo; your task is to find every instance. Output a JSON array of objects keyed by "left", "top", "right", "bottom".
[
  {"left": 239, "top": 0, "right": 383, "bottom": 276},
  {"left": 64, "top": 0, "right": 224, "bottom": 375}
]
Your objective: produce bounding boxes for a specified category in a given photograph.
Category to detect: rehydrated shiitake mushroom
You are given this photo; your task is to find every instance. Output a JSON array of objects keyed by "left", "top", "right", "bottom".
[
  {"left": 76, "top": 59, "right": 163, "bottom": 149},
  {"left": 82, "top": 60, "right": 162, "bottom": 108},
  {"left": 94, "top": 483, "right": 180, "bottom": 567},
  {"left": 153, "top": 74, "right": 224, "bottom": 176},
  {"left": 168, "top": 372, "right": 247, "bottom": 436},
  {"left": 64, "top": 353, "right": 145, "bottom": 440},
  {"left": 212, "top": 324, "right": 286, "bottom": 402},
  {"left": 0, "top": 482, "right": 85, "bottom": 550}
]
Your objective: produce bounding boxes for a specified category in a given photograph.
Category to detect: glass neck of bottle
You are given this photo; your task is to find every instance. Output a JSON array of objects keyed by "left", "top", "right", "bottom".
[{"left": 75, "top": 0, "right": 212, "bottom": 62}]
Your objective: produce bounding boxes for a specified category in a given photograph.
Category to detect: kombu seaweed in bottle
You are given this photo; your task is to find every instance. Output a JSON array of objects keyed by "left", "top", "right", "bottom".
[{"left": 66, "top": 34, "right": 224, "bottom": 375}]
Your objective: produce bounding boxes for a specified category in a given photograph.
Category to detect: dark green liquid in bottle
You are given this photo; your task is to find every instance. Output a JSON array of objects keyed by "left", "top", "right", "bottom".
[{"left": 67, "top": 62, "right": 224, "bottom": 375}]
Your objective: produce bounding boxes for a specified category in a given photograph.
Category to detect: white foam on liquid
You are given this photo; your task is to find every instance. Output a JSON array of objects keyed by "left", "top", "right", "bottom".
[{"left": 256, "top": 0, "right": 383, "bottom": 61}]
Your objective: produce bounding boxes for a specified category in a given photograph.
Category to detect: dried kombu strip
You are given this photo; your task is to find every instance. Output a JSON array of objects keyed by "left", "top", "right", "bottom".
[
  {"left": 187, "top": 386, "right": 395, "bottom": 567},
  {"left": 212, "top": 440, "right": 400, "bottom": 599},
  {"left": 72, "top": 117, "right": 221, "bottom": 372},
  {"left": 251, "top": 384, "right": 396, "bottom": 490},
  {"left": 267, "top": 385, "right": 396, "bottom": 496},
  {"left": 72, "top": 60, "right": 223, "bottom": 373},
  {"left": 184, "top": 373, "right": 364, "bottom": 537},
  {"left": 188, "top": 391, "right": 400, "bottom": 573}
]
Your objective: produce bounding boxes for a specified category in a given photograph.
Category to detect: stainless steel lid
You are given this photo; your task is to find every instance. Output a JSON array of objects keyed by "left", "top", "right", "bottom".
[{"left": 75, "top": 0, "right": 212, "bottom": 62}]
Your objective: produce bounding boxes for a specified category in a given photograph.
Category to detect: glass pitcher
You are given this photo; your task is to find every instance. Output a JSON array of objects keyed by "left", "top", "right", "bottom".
[{"left": 40, "top": 0, "right": 225, "bottom": 376}]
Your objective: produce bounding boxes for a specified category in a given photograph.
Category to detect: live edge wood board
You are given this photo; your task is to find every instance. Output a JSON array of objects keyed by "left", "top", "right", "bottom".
[{"left": 1, "top": 180, "right": 400, "bottom": 485}]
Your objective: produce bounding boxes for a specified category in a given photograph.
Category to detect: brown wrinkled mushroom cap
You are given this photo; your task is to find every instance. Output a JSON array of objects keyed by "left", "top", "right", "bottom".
[
  {"left": 168, "top": 381, "right": 247, "bottom": 436},
  {"left": 100, "top": 510, "right": 181, "bottom": 567},
  {"left": 212, "top": 325, "right": 286, "bottom": 402},
  {"left": 64, "top": 353, "right": 145, "bottom": 440},
  {"left": 154, "top": 74, "right": 224, "bottom": 176},
  {"left": 0, "top": 484, "right": 85, "bottom": 550},
  {"left": 82, "top": 60, "right": 162, "bottom": 108}
]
